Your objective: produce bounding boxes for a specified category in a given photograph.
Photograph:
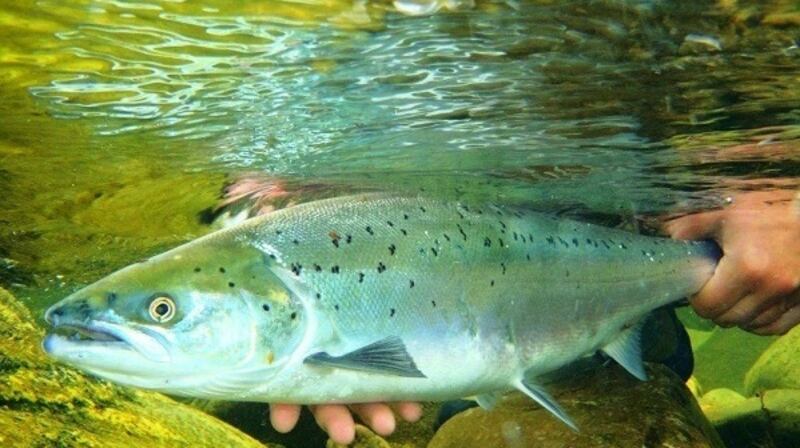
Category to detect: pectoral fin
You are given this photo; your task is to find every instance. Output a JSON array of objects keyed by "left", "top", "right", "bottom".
[
  {"left": 304, "top": 337, "right": 426, "bottom": 378},
  {"left": 514, "top": 379, "right": 578, "bottom": 431},
  {"left": 601, "top": 321, "right": 647, "bottom": 381}
]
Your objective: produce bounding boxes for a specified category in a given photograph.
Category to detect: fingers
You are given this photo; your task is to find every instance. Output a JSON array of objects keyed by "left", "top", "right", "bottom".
[
  {"left": 690, "top": 257, "right": 752, "bottom": 320},
  {"left": 350, "top": 403, "right": 396, "bottom": 436},
  {"left": 269, "top": 404, "right": 302, "bottom": 433},
  {"left": 663, "top": 211, "right": 724, "bottom": 240},
  {"left": 393, "top": 401, "right": 423, "bottom": 422},
  {"left": 750, "top": 303, "right": 800, "bottom": 335},
  {"left": 310, "top": 404, "right": 355, "bottom": 445},
  {"left": 715, "top": 292, "right": 782, "bottom": 328}
]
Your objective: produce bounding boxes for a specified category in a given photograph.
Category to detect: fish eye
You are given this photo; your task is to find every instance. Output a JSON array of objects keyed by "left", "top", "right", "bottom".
[{"left": 148, "top": 295, "right": 176, "bottom": 323}]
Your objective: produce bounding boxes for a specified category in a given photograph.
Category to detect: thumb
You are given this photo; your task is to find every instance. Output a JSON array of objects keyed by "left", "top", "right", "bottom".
[{"left": 663, "top": 210, "right": 724, "bottom": 240}]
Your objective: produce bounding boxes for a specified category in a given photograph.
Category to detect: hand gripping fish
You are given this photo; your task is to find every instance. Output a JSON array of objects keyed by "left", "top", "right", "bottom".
[{"left": 43, "top": 195, "right": 719, "bottom": 429}]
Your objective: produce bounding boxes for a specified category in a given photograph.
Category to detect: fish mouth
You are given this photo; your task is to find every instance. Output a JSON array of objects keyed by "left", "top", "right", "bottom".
[
  {"left": 44, "top": 320, "right": 171, "bottom": 364},
  {"left": 50, "top": 323, "right": 125, "bottom": 343}
]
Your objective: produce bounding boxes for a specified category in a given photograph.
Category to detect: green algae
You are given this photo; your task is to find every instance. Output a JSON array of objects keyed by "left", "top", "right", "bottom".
[{"left": 0, "top": 286, "right": 268, "bottom": 448}]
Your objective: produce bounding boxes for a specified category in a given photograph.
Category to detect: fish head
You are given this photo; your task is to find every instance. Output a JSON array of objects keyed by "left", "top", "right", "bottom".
[{"left": 42, "top": 233, "right": 306, "bottom": 398}]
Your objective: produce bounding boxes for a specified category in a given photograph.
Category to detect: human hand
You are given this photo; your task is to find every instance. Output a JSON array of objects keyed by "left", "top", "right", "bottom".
[
  {"left": 664, "top": 190, "right": 800, "bottom": 335},
  {"left": 269, "top": 402, "right": 422, "bottom": 445}
]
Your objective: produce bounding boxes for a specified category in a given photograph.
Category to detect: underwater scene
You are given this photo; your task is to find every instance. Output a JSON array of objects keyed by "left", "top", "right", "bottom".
[{"left": 1, "top": 0, "right": 800, "bottom": 446}]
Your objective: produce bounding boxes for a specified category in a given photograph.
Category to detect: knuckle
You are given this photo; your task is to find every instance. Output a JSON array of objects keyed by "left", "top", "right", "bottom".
[{"left": 771, "top": 274, "right": 800, "bottom": 296}]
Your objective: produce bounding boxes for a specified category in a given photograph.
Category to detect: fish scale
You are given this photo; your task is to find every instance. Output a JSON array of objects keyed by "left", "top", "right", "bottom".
[{"left": 43, "top": 194, "right": 720, "bottom": 429}]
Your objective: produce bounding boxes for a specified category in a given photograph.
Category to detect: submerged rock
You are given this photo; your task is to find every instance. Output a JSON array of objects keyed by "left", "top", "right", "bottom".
[
  {"left": 701, "top": 388, "right": 800, "bottom": 448},
  {"left": 428, "top": 363, "right": 723, "bottom": 448},
  {"left": 0, "top": 287, "right": 267, "bottom": 448}
]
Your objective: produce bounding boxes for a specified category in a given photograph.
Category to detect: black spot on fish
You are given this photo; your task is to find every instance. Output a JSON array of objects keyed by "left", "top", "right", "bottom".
[
  {"left": 513, "top": 232, "right": 518, "bottom": 241},
  {"left": 331, "top": 265, "right": 340, "bottom": 274},
  {"left": 498, "top": 238, "right": 505, "bottom": 247},
  {"left": 390, "top": 308, "right": 396, "bottom": 317},
  {"left": 557, "top": 237, "right": 569, "bottom": 248},
  {"left": 501, "top": 263, "right": 506, "bottom": 275},
  {"left": 358, "top": 272, "right": 365, "bottom": 283},
  {"left": 410, "top": 279, "right": 415, "bottom": 288},
  {"left": 193, "top": 267, "right": 201, "bottom": 273},
  {"left": 546, "top": 236, "right": 555, "bottom": 245},
  {"left": 107, "top": 292, "right": 117, "bottom": 304},
  {"left": 262, "top": 304, "right": 270, "bottom": 311},
  {"left": 484, "top": 237, "right": 492, "bottom": 247},
  {"left": 572, "top": 238, "right": 579, "bottom": 247},
  {"left": 602, "top": 240, "right": 611, "bottom": 249},
  {"left": 346, "top": 234, "right": 352, "bottom": 244},
  {"left": 365, "top": 226, "right": 374, "bottom": 235},
  {"left": 419, "top": 248, "right": 426, "bottom": 255},
  {"left": 457, "top": 224, "right": 467, "bottom": 241},
  {"left": 586, "top": 238, "right": 593, "bottom": 245},
  {"left": 520, "top": 234, "right": 526, "bottom": 243},
  {"left": 528, "top": 234, "right": 534, "bottom": 243},
  {"left": 332, "top": 239, "right": 339, "bottom": 248},
  {"left": 275, "top": 230, "right": 282, "bottom": 235},
  {"left": 403, "top": 214, "right": 409, "bottom": 220},
  {"left": 219, "top": 267, "right": 226, "bottom": 274},
  {"left": 377, "top": 262, "right": 386, "bottom": 273},
  {"left": 431, "top": 247, "right": 438, "bottom": 256},
  {"left": 400, "top": 229, "right": 408, "bottom": 236},
  {"left": 292, "top": 239, "right": 299, "bottom": 245},
  {"left": 420, "top": 206, "right": 426, "bottom": 213},
  {"left": 457, "top": 211, "right": 465, "bottom": 219},
  {"left": 387, "top": 220, "right": 394, "bottom": 227},
  {"left": 228, "top": 281, "right": 236, "bottom": 288},
  {"left": 499, "top": 221, "right": 507, "bottom": 229},
  {"left": 526, "top": 253, "right": 531, "bottom": 261},
  {"left": 315, "top": 293, "right": 321, "bottom": 300},
  {"left": 443, "top": 233, "right": 450, "bottom": 242},
  {"left": 620, "top": 243, "right": 627, "bottom": 249},
  {"left": 565, "top": 270, "right": 570, "bottom": 277},
  {"left": 431, "top": 300, "right": 436, "bottom": 307},
  {"left": 291, "top": 263, "right": 302, "bottom": 276},
  {"left": 290, "top": 312, "right": 297, "bottom": 320},
  {"left": 334, "top": 304, "right": 340, "bottom": 311},
  {"left": 314, "top": 264, "right": 322, "bottom": 272},
  {"left": 490, "top": 280, "right": 495, "bottom": 287},
  {"left": 389, "top": 244, "right": 396, "bottom": 256},
  {"left": 269, "top": 253, "right": 277, "bottom": 260}
]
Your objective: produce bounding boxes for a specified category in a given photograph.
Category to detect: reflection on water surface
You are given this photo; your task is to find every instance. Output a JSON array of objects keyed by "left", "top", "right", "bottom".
[{"left": 0, "top": 0, "right": 798, "bottom": 336}]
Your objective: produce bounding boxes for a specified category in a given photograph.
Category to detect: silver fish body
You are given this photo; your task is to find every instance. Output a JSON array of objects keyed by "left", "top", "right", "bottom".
[{"left": 43, "top": 195, "right": 719, "bottom": 427}]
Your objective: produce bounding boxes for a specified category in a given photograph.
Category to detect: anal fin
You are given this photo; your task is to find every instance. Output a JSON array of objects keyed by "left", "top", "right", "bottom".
[
  {"left": 601, "top": 320, "right": 647, "bottom": 381},
  {"left": 474, "top": 392, "right": 502, "bottom": 410},
  {"left": 514, "top": 378, "right": 577, "bottom": 431},
  {"left": 304, "top": 336, "right": 425, "bottom": 378}
]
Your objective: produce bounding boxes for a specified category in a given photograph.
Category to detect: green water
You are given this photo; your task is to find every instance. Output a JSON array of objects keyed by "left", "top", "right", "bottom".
[{"left": 0, "top": 0, "right": 798, "bottom": 398}]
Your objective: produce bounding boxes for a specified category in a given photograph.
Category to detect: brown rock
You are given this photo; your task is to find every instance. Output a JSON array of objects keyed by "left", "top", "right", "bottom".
[{"left": 428, "top": 363, "right": 724, "bottom": 448}]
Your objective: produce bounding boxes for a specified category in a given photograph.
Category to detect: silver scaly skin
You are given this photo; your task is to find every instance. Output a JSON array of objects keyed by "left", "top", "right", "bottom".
[{"left": 43, "top": 194, "right": 719, "bottom": 428}]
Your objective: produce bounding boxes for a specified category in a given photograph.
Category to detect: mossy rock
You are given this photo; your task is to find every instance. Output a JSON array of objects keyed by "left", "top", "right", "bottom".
[
  {"left": 0, "top": 287, "right": 267, "bottom": 448},
  {"left": 429, "top": 364, "right": 724, "bottom": 448},
  {"left": 701, "top": 388, "right": 800, "bottom": 448},
  {"left": 744, "top": 325, "right": 800, "bottom": 395}
]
